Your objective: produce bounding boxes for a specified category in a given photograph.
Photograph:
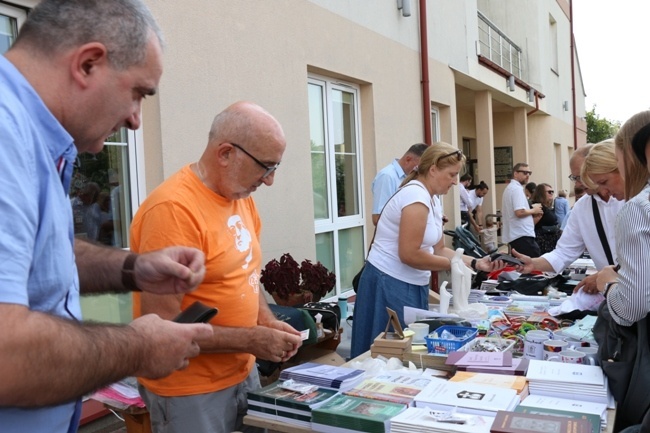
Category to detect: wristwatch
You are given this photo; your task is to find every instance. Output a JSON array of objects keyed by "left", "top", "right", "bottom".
[
  {"left": 470, "top": 258, "right": 478, "bottom": 271},
  {"left": 603, "top": 281, "right": 618, "bottom": 296}
]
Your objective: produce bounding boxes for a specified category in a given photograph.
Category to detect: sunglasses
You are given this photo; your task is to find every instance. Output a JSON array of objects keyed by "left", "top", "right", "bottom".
[
  {"left": 230, "top": 142, "right": 280, "bottom": 178},
  {"left": 516, "top": 170, "right": 532, "bottom": 176},
  {"left": 439, "top": 149, "right": 463, "bottom": 162},
  {"left": 568, "top": 174, "right": 581, "bottom": 182}
]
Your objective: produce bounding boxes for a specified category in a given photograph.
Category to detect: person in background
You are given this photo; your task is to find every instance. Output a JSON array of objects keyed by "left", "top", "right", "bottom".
[
  {"left": 531, "top": 183, "right": 561, "bottom": 254},
  {"left": 501, "top": 163, "right": 543, "bottom": 257},
  {"left": 459, "top": 173, "right": 477, "bottom": 230},
  {"left": 525, "top": 182, "right": 537, "bottom": 204},
  {"left": 371, "top": 143, "right": 428, "bottom": 225},
  {"left": 469, "top": 181, "right": 489, "bottom": 232},
  {"left": 514, "top": 142, "right": 625, "bottom": 293},
  {"left": 561, "top": 185, "right": 586, "bottom": 229},
  {"left": 0, "top": 1, "right": 213, "bottom": 432},
  {"left": 480, "top": 215, "right": 499, "bottom": 253},
  {"left": 131, "top": 101, "right": 302, "bottom": 433},
  {"left": 554, "top": 189, "right": 570, "bottom": 223},
  {"left": 350, "top": 143, "right": 506, "bottom": 358}
]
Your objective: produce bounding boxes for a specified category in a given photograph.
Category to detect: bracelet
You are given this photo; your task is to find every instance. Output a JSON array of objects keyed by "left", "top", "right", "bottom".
[
  {"left": 122, "top": 253, "right": 140, "bottom": 292},
  {"left": 470, "top": 258, "right": 478, "bottom": 271}
]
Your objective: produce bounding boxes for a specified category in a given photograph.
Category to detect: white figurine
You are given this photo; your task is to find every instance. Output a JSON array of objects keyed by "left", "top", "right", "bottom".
[
  {"left": 451, "top": 248, "right": 473, "bottom": 312},
  {"left": 438, "top": 281, "right": 452, "bottom": 315}
]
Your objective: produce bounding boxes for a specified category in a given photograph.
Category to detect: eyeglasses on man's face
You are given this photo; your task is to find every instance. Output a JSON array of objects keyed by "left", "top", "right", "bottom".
[
  {"left": 516, "top": 170, "right": 532, "bottom": 176},
  {"left": 230, "top": 142, "right": 280, "bottom": 179},
  {"left": 568, "top": 174, "right": 581, "bottom": 182}
]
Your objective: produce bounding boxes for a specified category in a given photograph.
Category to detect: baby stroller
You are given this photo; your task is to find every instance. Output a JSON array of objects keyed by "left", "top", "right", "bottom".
[{"left": 443, "top": 225, "right": 487, "bottom": 258}]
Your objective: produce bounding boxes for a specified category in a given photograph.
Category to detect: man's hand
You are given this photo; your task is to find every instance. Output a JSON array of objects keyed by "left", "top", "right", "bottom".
[
  {"left": 135, "top": 246, "right": 206, "bottom": 294},
  {"left": 594, "top": 265, "right": 619, "bottom": 294},
  {"left": 531, "top": 203, "right": 543, "bottom": 216},
  {"left": 247, "top": 325, "right": 303, "bottom": 363},
  {"left": 574, "top": 273, "right": 599, "bottom": 294},
  {"left": 130, "top": 315, "right": 213, "bottom": 378},
  {"left": 511, "top": 249, "right": 535, "bottom": 274}
]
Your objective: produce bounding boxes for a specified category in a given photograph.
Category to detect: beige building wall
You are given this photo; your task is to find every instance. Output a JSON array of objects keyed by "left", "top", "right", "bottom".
[{"left": 135, "top": 0, "right": 585, "bottom": 283}]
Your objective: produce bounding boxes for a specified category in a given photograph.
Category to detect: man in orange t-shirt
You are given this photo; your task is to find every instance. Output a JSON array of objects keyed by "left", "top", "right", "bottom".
[{"left": 131, "top": 101, "right": 302, "bottom": 433}]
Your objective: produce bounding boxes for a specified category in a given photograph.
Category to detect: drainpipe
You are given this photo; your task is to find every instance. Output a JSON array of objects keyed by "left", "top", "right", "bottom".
[
  {"left": 418, "top": 0, "right": 438, "bottom": 292},
  {"left": 527, "top": 91, "right": 539, "bottom": 117},
  {"left": 419, "top": 0, "right": 431, "bottom": 145},
  {"left": 570, "top": 0, "right": 577, "bottom": 149}
]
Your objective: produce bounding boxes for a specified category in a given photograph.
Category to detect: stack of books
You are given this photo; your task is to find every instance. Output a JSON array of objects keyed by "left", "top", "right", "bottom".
[
  {"left": 390, "top": 406, "right": 495, "bottom": 433},
  {"left": 279, "top": 362, "right": 366, "bottom": 392},
  {"left": 246, "top": 380, "right": 338, "bottom": 427},
  {"left": 343, "top": 371, "right": 434, "bottom": 406},
  {"left": 453, "top": 357, "right": 529, "bottom": 376},
  {"left": 490, "top": 410, "right": 593, "bottom": 433},
  {"left": 525, "top": 360, "right": 610, "bottom": 405},
  {"left": 518, "top": 394, "right": 608, "bottom": 431},
  {"left": 311, "top": 394, "right": 406, "bottom": 433},
  {"left": 370, "top": 332, "right": 412, "bottom": 359},
  {"left": 413, "top": 380, "right": 519, "bottom": 417},
  {"left": 513, "top": 405, "right": 601, "bottom": 433}
]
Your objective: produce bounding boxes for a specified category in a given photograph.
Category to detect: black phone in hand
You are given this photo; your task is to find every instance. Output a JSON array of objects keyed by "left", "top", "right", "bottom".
[
  {"left": 489, "top": 252, "right": 524, "bottom": 266},
  {"left": 173, "top": 301, "right": 218, "bottom": 324}
]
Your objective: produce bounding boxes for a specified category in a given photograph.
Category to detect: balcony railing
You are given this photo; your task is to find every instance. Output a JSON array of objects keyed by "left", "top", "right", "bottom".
[{"left": 477, "top": 10, "right": 523, "bottom": 79}]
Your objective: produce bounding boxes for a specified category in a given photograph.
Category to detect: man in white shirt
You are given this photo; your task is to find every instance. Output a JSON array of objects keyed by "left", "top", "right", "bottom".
[
  {"left": 501, "top": 163, "right": 543, "bottom": 257},
  {"left": 459, "top": 174, "right": 475, "bottom": 228},
  {"left": 371, "top": 143, "right": 428, "bottom": 225},
  {"left": 515, "top": 144, "right": 625, "bottom": 293},
  {"left": 469, "top": 181, "right": 489, "bottom": 232}
]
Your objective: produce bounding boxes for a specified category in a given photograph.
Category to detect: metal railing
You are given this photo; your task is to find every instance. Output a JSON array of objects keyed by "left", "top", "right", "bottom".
[{"left": 477, "top": 10, "right": 523, "bottom": 79}]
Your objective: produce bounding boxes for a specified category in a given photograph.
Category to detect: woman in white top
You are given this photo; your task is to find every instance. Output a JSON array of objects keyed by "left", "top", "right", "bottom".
[{"left": 350, "top": 143, "right": 505, "bottom": 358}]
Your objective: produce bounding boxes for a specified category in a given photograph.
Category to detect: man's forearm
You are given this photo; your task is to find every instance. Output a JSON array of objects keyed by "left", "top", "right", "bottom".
[
  {"left": 0, "top": 305, "right": 146, "bottom": 406},
  {"left": 75, "top": 239, "right": 131, "bottom": 294}
]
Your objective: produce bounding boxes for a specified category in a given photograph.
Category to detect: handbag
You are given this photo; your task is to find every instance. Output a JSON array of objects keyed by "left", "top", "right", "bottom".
[
  {"left": 298, "top": 302, "right": 341, "bottom": 335},
  {"left": 541, "top": 224, "right": 560, "bottom": 234},
  {"left": 352, "top": 265, "right": 364, "bottom": 292},
  {"left": 593, "top": 300, "right": 650, "bottom": 431}
]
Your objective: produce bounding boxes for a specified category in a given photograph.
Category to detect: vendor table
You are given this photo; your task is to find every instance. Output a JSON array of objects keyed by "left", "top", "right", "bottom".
[{"left": 242, "top": 350, "right": 616, "bottom": 433}]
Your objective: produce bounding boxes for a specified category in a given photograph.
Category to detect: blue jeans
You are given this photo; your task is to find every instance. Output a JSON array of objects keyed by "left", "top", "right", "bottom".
[{"left": 350, "top": 262, "right": 428, "bottom": 359}]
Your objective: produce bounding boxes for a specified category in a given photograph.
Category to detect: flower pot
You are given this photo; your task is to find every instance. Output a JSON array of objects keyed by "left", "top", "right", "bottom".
[{"left": 271, "top": 291, "right": 313, "bottom": 307}]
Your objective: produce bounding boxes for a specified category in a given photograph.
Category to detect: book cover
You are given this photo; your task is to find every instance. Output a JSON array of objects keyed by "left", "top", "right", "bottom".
[
  {"left": 490, "top": 410, "right": 592, "bottom": 433},
  {"left": 518, "top": 395, "right": 607, "bottom": 420},
  {"left": 279, "top": 362, "right": 366, "bottom": 390},
  {"left": 311, "top": 394, "right": 406, "bottom": 432},
  {"left": 344, "top": 373, "right": 431, "bottom": 406},
  {"left": 247, "top": 380, "right": 338, "bottom": 410},
  {"left": 445, "top": 351, "right": 513, "bottom": 367},
  {"left": 390, "top": 406, "right": 495, "bottom": 433},
  {"left": 514, "top": 406, "right": 601, "bottom": 433},
  {"left": 449, "top": 371, "right": 527, "bottom": 394},
  {"left": 414, "top": 380, "right": 519, "bottom": 416},
  {"left": 525, "top": 360, "right": 605, "bottom": 386}
]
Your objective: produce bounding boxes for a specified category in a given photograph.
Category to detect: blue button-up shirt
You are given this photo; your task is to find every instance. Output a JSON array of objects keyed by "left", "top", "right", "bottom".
[{"left": 0, "top": 55, "right": 81, "bottom": 433}]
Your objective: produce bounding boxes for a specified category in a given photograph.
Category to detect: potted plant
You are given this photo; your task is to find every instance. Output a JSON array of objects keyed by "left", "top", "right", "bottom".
[{"left": 260, "top": 253, "right": 336, "bottom": 306}]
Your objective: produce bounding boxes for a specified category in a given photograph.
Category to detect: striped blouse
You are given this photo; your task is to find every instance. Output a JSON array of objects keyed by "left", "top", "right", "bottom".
[{"left": 608, "top": 183, "right": 650, "bottom": 326}]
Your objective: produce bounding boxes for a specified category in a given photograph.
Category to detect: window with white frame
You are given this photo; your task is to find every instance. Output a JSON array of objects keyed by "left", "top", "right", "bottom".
[
  {"left": 431, "top": 105, "right": 441, "bottom": 143},
  {"left": 2, "top": 1, "right": 141, "bottom": 323},
  {"left": 308, "top": 76, "right": 365, "bottom": 297}
]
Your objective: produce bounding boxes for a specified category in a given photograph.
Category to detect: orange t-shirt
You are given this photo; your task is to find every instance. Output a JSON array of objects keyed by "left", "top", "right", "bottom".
[{"left": 131, "top": 165, "right": 261, "bottom": 396}]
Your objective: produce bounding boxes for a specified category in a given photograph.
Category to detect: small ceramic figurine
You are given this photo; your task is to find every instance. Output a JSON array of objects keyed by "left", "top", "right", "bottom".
[
  {"left": 451, "top": 248, "right": 472, "bottom": 312},
  {"left": 438, "top": 281, "right": 452, "bottom": 315}
]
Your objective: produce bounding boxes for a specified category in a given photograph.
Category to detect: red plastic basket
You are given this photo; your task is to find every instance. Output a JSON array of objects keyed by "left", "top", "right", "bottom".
[{"left": 425, "top": 326, "right": 478, "bottom": 355}]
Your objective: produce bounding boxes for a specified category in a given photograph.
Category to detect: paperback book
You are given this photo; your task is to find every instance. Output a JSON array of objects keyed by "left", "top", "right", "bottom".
[
  {"left": 390, "top": 406, "right": 495, "bottom": 433},
  {"left": 414, "top": 380, "right": 519, "bottom": 417},
  {"left": 344, "top": 372, "right": 433, "bottom": 406},
  {"left": 311, "top": 394, "right": 406, "bottom": 433},
  {"left": 279, "top": 362, "right": 366, "bottom": 391},
  {"left": 449, "top": 371, "right": 527, "bottom": 394},
  {"left": 490, "top": 410, "right": 592, "bottom": 433},
  {"left": 514, "top": 406, "right": 601, "bottom": 433}
]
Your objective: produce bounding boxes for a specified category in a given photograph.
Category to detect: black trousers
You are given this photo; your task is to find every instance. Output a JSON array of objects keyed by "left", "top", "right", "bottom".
[{"left": 509, "top": 236, "right": 541, "bottom": 258}]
